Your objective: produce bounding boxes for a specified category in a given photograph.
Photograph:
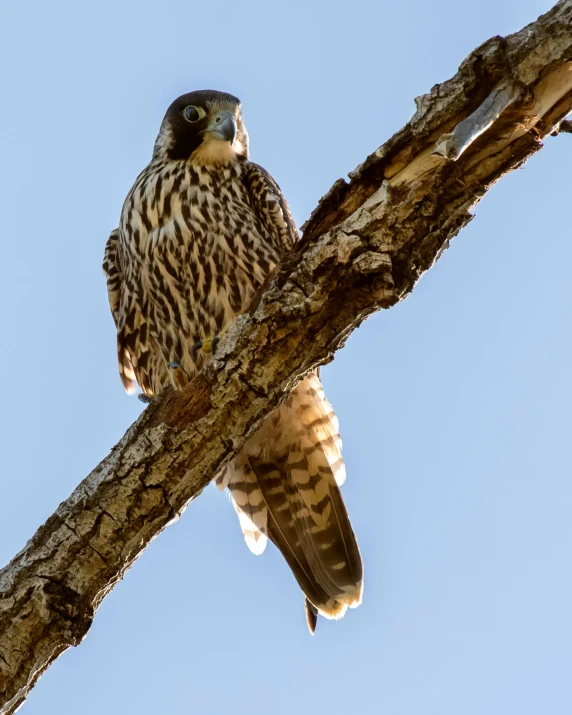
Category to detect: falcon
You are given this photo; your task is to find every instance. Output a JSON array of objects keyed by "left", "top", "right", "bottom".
[{"left": 103, "top": 90, "right": 363, "bottom": 632}]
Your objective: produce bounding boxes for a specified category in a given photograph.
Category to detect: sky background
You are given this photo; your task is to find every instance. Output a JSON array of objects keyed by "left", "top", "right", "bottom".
[{"left": 1, "top": 1, "right": 571, "bottom": 713}]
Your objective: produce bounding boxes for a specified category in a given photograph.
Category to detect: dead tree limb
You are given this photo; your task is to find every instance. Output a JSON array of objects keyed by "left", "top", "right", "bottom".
[{"left": 1, "top": 1, "right": 571, "bottom": 711}]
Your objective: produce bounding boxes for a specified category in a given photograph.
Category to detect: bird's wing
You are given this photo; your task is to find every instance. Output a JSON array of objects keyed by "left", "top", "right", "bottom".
[
  {"left": 243, "top": 161, "right": 299, "bottom": 255},
  {"left": 103, "top": 229, "right": 137, "bottom": 393},
  {"left": 102, "top": 229, "right": 123, "bottom": 328},
  {"left": 102, "top": 228, "right": 157, "bottom": 396}
]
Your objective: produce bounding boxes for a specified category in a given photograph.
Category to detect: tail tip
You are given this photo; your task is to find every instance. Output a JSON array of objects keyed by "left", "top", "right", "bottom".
[{"left": 305, "top": 599, "right": 318, "bottom": 635}]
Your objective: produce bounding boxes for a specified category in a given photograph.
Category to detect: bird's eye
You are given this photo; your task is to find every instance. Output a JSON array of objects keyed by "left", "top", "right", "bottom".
[{"left": 184, "top": 105, "right": 205, "bottom": 123}]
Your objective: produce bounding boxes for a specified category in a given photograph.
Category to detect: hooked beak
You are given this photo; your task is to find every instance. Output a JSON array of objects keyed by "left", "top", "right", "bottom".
[{"left": 203, "top": 109, "right": 237, "bottom": 144}]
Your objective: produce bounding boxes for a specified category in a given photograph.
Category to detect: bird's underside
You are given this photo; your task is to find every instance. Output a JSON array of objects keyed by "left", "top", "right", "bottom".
[{"left": 103, "top": 89, "right": 363, "bottom": 632}]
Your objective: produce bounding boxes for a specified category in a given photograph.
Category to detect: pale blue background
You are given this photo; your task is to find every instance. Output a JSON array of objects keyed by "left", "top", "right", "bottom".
[{"left": 1, "top": 1, "right": 571, "bottom": 713}]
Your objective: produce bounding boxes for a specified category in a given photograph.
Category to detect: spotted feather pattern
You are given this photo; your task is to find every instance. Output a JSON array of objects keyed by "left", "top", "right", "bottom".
[{"left": 103, "top": 92, "right": 363, "bottom": 630}]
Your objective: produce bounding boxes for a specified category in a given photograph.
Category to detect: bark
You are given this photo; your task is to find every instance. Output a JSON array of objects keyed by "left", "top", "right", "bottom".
[{"left": 1, "top": 2, "right": 572, "bottom": 711}]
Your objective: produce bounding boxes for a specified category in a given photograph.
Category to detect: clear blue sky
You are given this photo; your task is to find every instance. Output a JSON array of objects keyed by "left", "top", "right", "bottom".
[{"left": 1, "top": 1, "right": 570, "bottom": 713}]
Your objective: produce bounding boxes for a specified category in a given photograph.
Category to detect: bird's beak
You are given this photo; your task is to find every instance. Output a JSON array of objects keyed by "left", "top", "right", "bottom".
[{"left": 203, "top": 109, "right": 237, "bottom": 144}]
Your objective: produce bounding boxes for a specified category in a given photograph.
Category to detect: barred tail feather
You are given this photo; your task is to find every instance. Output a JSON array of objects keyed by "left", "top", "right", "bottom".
[
  {"left": 222, "top": 455, "right": 268, "bottom": 556},
  {"left": 219, "top": 374, "right": 363, "bottom": 630}
]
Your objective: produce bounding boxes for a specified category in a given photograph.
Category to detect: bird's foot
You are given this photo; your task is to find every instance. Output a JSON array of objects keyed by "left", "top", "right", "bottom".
[
  {"left": 190, "top": 326, "right": 228, "bottom": 362},
  {"left": 138, "top": 393, "right": 155, "bottom": 404},
  {"left": 190, "top": 336, "right": 218, "bottom": 359}
]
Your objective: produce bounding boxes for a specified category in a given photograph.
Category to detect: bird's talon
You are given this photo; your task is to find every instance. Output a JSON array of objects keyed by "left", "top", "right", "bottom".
[
  {"left": 190, "top": 340, "right": 204, "bottom": 361},
  {"left": 138, "top": 393, "right": 154, "bottom": 404},
  {"left": 211, "top": 336, "right": 220, "bottom": 354}
]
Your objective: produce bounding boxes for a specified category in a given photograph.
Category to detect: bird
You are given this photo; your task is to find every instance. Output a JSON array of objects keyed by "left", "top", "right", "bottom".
[{"left": 103, "top": 90, "right": 363, "bottom": 632}]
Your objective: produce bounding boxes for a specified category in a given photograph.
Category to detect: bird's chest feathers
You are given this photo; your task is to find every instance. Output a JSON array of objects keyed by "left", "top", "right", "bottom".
[{"left": 127, "top": 162, "right": 253, "bottom": 257}]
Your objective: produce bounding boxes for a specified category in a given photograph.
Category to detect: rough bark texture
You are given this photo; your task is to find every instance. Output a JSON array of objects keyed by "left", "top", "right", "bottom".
[{"left": 1, "top": 2, "right": 571, "bottom": 711}]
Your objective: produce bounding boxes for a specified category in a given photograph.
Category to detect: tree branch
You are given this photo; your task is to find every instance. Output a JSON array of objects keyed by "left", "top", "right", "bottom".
[{"left": 2, "top": 1, "right": 572, "bottom": 711}]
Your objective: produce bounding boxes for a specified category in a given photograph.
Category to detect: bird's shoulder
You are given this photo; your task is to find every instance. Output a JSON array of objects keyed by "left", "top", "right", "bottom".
[{"left": 242, "top": 160, "right": 299, "bottom": 253}]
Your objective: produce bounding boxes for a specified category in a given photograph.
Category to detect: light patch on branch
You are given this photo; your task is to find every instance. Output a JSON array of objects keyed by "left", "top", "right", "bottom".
[{"left": 434, "top": 81, "right": 523, "bottom": 159}]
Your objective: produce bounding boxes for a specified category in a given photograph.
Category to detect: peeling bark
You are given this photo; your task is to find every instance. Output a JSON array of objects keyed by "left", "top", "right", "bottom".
[{"left": 1, "top": 2, "right": 572, "bottom": 711}]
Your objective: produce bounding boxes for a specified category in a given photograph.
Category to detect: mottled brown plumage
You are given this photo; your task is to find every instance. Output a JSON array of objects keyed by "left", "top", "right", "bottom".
[{"left": 103, "top": 90, "right": 363, "bottom": 630}]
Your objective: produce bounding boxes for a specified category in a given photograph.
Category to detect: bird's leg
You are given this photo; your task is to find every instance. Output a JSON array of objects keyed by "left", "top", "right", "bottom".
[{"left": 170, "top": 361, "right": 190, "bottom": 388}]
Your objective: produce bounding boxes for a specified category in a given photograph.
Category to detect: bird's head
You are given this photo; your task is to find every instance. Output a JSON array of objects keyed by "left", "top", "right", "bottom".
[{"left": 153, "top": 90, "right": 249, "bottom": 165}]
